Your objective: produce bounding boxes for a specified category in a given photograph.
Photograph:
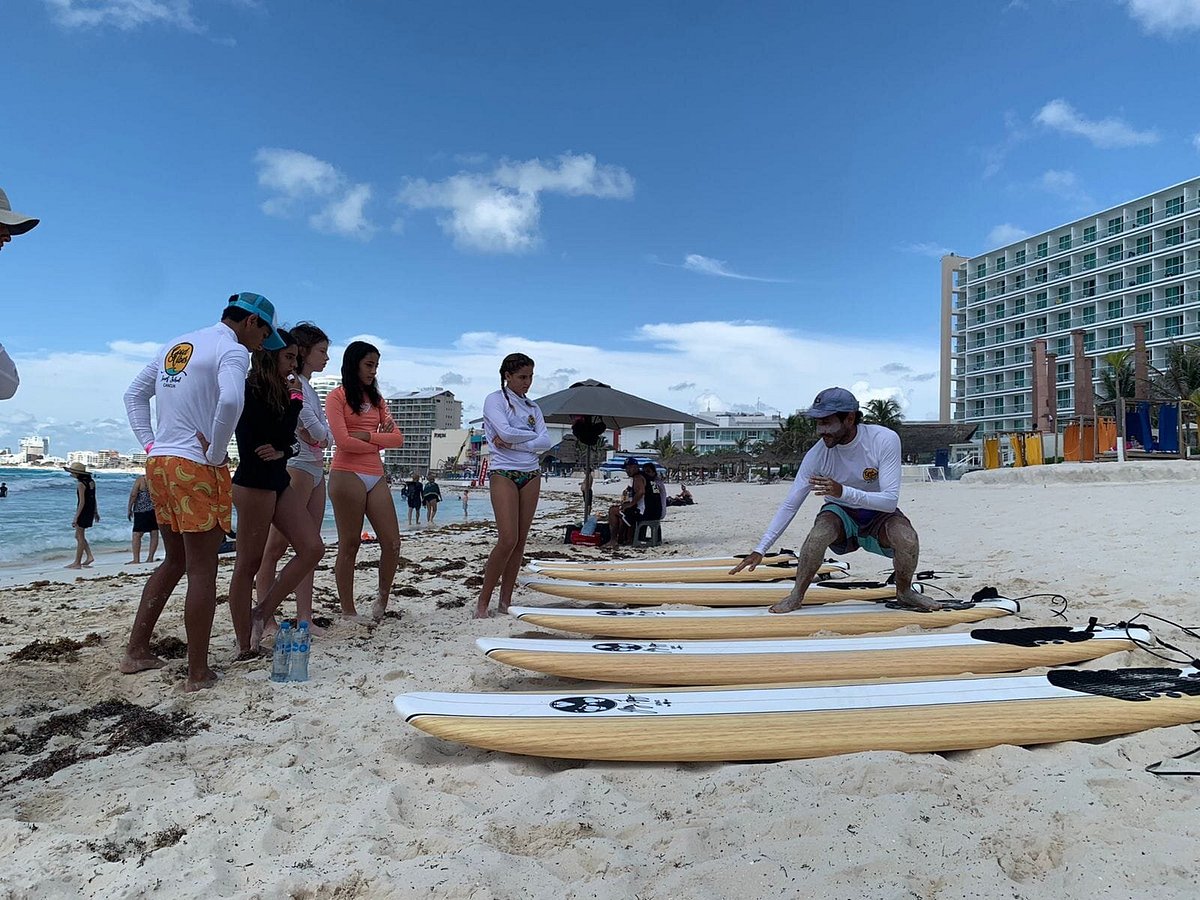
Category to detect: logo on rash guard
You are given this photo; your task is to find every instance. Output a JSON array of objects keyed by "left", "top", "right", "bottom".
[
  {"left": 164, "top": 343, "right": 194, "bottom": 377},
  {"left": 862, "top": 467, "right": 879, "bottom": 482}
]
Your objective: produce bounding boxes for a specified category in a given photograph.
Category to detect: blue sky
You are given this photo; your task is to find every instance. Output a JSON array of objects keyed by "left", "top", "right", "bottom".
[{"left": 3, "top": 0, "right": 1200, "bottom": 453}]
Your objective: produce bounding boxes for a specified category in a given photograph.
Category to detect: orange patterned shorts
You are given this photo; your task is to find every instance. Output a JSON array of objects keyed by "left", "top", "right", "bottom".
[{"left": 146, "top": 456, "right": 233, "bottom": 534}]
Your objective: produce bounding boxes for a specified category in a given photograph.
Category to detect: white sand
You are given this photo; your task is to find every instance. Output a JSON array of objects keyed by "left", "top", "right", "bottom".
[{"left": 1, "top": 470, "right": 1198, "bottom": 899}]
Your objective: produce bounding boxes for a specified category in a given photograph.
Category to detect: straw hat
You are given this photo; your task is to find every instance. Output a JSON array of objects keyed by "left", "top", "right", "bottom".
[{"left": 63, "top": 461, "right": 89, "bottom": 475}]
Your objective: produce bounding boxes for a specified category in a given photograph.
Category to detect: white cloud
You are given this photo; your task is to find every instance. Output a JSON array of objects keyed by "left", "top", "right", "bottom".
[
  {"left": 1034, "top": 99, "right": 1159, "bottom": 149},
  {"left": 1037, "top": 169, "right": 1094, "bottom": 207},
  {"left": 43, "top": 0, "right": 200, "bottom": 31},
  {"left": 397, "top": 153, "right": 634, "bottom": 253},
  {"left": 1123, "top": 0, "right": 1200, "bottom": 35},
  {"left": 255, "top": 148, "right": 375, "bottom": 240},
  {"left": 899, "top": 241, "right": 955, "bottom": 259},
  {"left": 677, "top": 254, "right": 788, "bottom": 283},
  {"left": 986, "top": 223, "right": 1030, "bottom": 247},
  {"left": 981, "top": 110, "right": 1028, "bottom": 178}
]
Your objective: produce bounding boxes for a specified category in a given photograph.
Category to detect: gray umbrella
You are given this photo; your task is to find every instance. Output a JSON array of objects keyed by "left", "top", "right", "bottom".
[{"left": 534, "top": 379, "right": 715, "bottom": 521}]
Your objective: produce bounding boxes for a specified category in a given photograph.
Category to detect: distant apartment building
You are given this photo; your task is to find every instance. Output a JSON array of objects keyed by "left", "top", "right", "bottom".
[
  {"left": 682, "top": 413, "right": 783, "bottom": 454},
  {"left": 309, "top": 375, "right": 342, "bottom": 467},
  {"left": 66, "top": 449, "right": 121, "bottom": 469},
  {"left": 19, "top": 435, "right": 49, "bottom": 462},
  {"left": 943, "top": 176, "right": 1200, "bottom": 434},
  {"left": 384, "top": 389, "right": 463, "bottom": 474}
]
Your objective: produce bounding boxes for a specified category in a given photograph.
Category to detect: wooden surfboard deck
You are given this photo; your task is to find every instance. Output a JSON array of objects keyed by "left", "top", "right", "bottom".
[
  {"left": 478, "top": 624, "right": 1146, "bottom": 685},
  {"left": 523, "top": 561, "right": 847, "bottom": 584},
  {"left": 507, "top": 598, "right": 1019, "bottom": 639},
  {"left": 526, "top": 552, "right": 801, "bottom": 570},
  {"left": 520, "top": 576, "right": 899, "bottom": 606},
  {"left": 395, "top": 666, "right": 1200, "bottom": 761}
]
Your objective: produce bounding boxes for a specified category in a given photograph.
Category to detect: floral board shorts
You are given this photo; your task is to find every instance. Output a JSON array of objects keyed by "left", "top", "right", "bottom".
[{"left": 146, "top": 456, "right": 233, "bottom": 534}]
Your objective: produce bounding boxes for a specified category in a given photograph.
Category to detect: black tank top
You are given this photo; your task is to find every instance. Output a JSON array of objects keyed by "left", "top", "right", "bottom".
[{"left": 76, "top": 476, "right": 97, "bottom": 527}]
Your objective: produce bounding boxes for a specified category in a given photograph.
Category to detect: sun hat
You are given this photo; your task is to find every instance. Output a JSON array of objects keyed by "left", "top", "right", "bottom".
[
  {"left": 63, "top": 461, "right": 89, "bottom": 475},
  {"left": 0, "top": 187, "right": 39, "bottom": 235},
  {"left": 805, "top": 387, "right": 859, "bottom": 418},
  {"left": 226, "top": 292, "right": 285, "bottom": 350}
]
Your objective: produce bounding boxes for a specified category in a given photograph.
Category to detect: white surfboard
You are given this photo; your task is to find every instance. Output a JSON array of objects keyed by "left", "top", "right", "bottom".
[
  {"left": 523, "top": 561, "right": 848, "bottom": 584},
  {"left": 477, "top": 624, "right": 1147, "bottom": 685},
  {"left": 395, "top": 666, "right": 1200, "bottom": 761},
  {"left": 526, "top": 551, "right": 802, "bottom": 570},
  {"left": 506, "top": 598, "right": 1019, "bottom": 639},
  {"left": 519, "top": 576, "right": 901, "bottom": 605}
]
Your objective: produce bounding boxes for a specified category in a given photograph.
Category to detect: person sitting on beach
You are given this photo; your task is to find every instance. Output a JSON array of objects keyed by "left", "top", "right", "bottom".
[
  {"left": 422, "top": 475, "right": 442, "bottom": 523},
  {"left": 730, "top": 387, "right": 956, "bottom": 614},
  {"left": 600, "top": 458, "right": 646, "bottom": 548},
  {"left": 127, "top": 472, "right": 159, "bottom": 564},
  {"left": 122, "top": 291, "right": 285, "bottom": 691},
  {"left": 64, "top": 462, "right": 98, "bottom": 569},
  {"left": 640, "top": 461, "right": 665, "bottom": 523}
]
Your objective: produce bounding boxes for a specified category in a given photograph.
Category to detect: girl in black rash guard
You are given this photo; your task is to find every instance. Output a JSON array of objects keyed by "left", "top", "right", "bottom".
[{"left": 227, "top": 330, "right": 326, "bottom": 655}]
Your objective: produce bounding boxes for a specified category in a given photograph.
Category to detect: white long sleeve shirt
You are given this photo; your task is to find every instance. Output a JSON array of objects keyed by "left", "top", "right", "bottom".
[
  {"left": 754, "top": 424, "right": 902, "bottom": 555},
  {"left": 0, "top": 343, "right": 18, "bottom": 400},
  {"left": 290, "top": 374, "right": 330, "bottom": 468},
  {"left": 482, "top": 388, "right": 553, "bottom": 471},
  {"left": 124, "top": 323, "right": 250, "bottom": 467}
]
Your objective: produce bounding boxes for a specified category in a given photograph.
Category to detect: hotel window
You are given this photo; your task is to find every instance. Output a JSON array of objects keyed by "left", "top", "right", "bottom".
[
  {"left": 1106, "top": 327, "right": 1123, "bottom": 348},
  {"left": 1107, "top": 216, "right": 1124, "bottom": 236},
  {"left": 1082, "top": 306, "right": 1096, "bottom": 325},
  {"left": 1014, "top": 296, "right": 1026, "bottom": 315},
  {"left": 995, "top": 325, "right": 1006, "bottom": 343},
  {"left": 995, "top": 301, "right": 1005, "bottom": 318},
  {"left": 1084, "top": 331, "right": 1096, "bottom": 352},
  {"left": 1013, "top": 322, "right": 1026, "bottom": 340},
  {"left": 1166, "top": 195, "right": 1184, "bottom": 217},
  {"left": 1057, "top": 311, "right": 1072, "bottom": 330},
  {"left": 1081, "top": 279, "right": 1096, "bottom": 298},
  {"left": 993, "top": 397, "right": 1004, "bottom": 415},
  {"left": 1165, "top": 225, "right": 1184, "bottom": 246},
  {"left": 1135, "top": 235, "right": 1152, "bottom": 255},
  {"left": 996, "top": 255, "right": 1006, "bottom": 272},
  {"left": 993, "top": 373, "right": 1004, "bottom": 391},
  {"left": 1013, "top": 371, "right": 1026, "bottom": 388},
  {"left": 1012, "top": 397, "right": 1026, "bottom": 414},
  {"left": 973, "top": 353, "right": 985, "bottom": 371},
  {"left": 1107, "top": 297, "right": 1123, "bottom": 319},
  {"left": 1136, "top": 206, "right": 1152, "bottom": 226},
  {"left": 1165, "top": 285, "right": 1183, "bottom": 306},
  {"left": 1012, "top": 345, "right": 1026, "bottom": 363},
  {"left": 1057, "top": 285, "right": 1071, "bottom": 304},
  {"left": 1083, "top": 251, "right": 1096, "bottom": 270},
  {"left": 1106, "top": 244, "right": 1123, "bottom": 263},
  {"left": 1014, "top": 272, "right": 1026, "bottom": 289},
  {"left": 1015, "top": 249, "right": 1027, "bottom": 265},
  {"left": 1035, "top": 316, "right": 1048, "bottom": 335},
  {"left": 1035, "top": 291, "right": 1048, "bottom": 309},
  {"left": 1165, "top": 315, "right": 1184, "bottom": 338},
  {"left": 1057, "top": 388, "right": 1072, "bottom": 409},
  {"left": 974, "top": 376, "right": 985, "bottom": 392},
  {"left": 1136, "top": 292, "right": 1152, "bottom": 314},
  {"left": 1035, "top": 266, "right": 1048, "bottom": 284},
  {"left": 1135, "top": 264, "right": 1152, "bottom": 284},
  {"left": 995, "top": 348, "right": 1005, "bottom": 366},
  {"left": 975, "top": 285, "right": 986, "bottom": 301},
  {"left": 1082, "top": 225, "right": 1097, "bottom": 243},
  {"left": 1056, "top": 260, "right": 1071, "bottom": 278},
  {"left": 1107, "top": 272, "right": 1122, "bottom": 292},
  {"left": 1164, "top": 255, "right": 1184, "bottom": 276},
  {"left": 1058, "top": 234, "right": 1072, "bottom": 252},
  {"left": 996, "top": 279, "right": 1006, "bottom": 295},
  {"left": 975, "top": 308, "right": 986, "bottom": 324},
  {"left": 976, "top": 263, "right": 987, "bottom": 278},
  {"left": 1036, "top": 240, "right": 1049, "bottom": 258},
  {"left": 1055, "top": 336, "right": 1070, "bottom": 356},
  {"left": 1057, "top": 361, "right": 1071, "bottom": 382},
  {"left": 973, "top": 400, "right": 985, "bottom": 417}
]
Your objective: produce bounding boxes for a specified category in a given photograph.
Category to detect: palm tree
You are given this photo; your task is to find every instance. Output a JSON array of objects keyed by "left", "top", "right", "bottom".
[
  {"left": 768, "top": 413, "right": 817, "bottom": 459},
  {"left": 1152, "top": 341, "right": 1200, "bottom": 400},
  {"left": 1095, "top": 349, "right": 1136, "bottom": 402},
  {"left": 862, "top": 398, "right": 903, "bottom": 429}
]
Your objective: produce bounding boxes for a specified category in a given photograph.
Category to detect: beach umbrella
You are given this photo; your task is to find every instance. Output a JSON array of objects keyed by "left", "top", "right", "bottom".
[{"left": 534, "top": 379, "right": 714, "bottom": 520}]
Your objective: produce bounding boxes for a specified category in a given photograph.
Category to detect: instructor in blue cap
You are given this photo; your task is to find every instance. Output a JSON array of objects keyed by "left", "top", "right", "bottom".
[{"left": 731, "top": 387, "right": 959, "bottom": 613}]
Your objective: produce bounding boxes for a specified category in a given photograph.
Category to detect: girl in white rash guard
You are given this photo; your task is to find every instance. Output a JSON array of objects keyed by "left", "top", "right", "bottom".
[{"left": 474, "top": 353, "right": 552, "bottom": 618}]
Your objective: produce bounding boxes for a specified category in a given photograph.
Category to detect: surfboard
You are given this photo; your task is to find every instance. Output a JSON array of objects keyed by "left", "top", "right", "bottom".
[
  {"left": 477, "top": 624, "right": 1147, "bottom": 685},
  {"left": 523, "top": 561, "right": 848, "bottom": 584},
  {"left": 526, "top": 551, "right": 801, "bottom": 570},
  {"left": 394, "top": 666, "right": 1200, "bottom": 762},
  {"left": 520, "top": 576, "right": 899, "bottom": 606},
  {"left": 506, "top": 598, "right": 1019, "bottom": 639}
]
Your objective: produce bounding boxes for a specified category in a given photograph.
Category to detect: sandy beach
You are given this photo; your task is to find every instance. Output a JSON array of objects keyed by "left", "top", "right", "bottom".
[{"left": 2, "top": 466, "right": 1199, "bottom": 899}]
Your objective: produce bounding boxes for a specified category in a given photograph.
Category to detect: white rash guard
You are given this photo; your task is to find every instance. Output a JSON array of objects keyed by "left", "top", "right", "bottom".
[
  {"left": 481, "top": 388, "right": 553, "bottom": 471},
  {"left": 753, "top": 424, "right": 902, "bottom": 555}
]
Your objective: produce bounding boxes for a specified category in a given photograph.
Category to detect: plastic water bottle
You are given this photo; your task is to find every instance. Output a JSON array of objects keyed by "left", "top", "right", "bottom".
[
  {"left": 270, "top": 622, "right": 292, "bottom": 682},
  {"left": 287, "top": 622, "right": 310, "bottom": 683},
  {"left": 581, "top": 515, "right": 597, "bottom": 536}
]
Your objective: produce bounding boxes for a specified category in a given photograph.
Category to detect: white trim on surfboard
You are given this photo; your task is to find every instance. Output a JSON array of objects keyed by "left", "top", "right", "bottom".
[
  {"left": 476, "top": 624, "right": 1145, "bottom": 658},
  {"left": 524, "top": 551, "right": 804, "bottom": 569},
  {"left": 517, "top": 576, "right": 892, "bottom": 593}
]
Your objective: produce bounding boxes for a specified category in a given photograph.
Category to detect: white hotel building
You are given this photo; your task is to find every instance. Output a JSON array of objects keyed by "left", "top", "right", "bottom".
[{"left": 942, "top": 177, "right": 1200, "bottom": 434}]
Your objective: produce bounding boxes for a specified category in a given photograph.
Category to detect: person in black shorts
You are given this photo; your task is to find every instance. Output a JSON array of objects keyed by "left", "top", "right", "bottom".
[
  {"left": 127, "top": 472, "right": 159, "bottom": 563},
  {"left": 601, "top": 458, "right": 646, "bottom": 548}
]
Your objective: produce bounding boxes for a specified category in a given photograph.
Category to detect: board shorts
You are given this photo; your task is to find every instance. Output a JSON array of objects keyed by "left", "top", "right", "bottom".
[
  {"left": 146, "top": 456, "right": 233, "bottom": 534},
  {"left": 620, "top": 507, "right": 644, "bottom": 528},
  {"left": 819, "top": 502, "right": 911, "bottom": 559},
  {"left": 132, "top": 509, "right": 159, "bottom": 533}
]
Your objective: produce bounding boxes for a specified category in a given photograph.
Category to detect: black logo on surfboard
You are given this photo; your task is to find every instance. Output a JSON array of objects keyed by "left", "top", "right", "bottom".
[
  {"left": 550, "top": 696, "right": 619, "bottom": 714},
  {"left": 1048, "top": 668, "right": 1200, "bottom": 702},
  {"left": 971, "top": 626, "right": 1096, "bottom": 647},
  {"left": 592, "top": 643, "right": 645, "bottom": 652}
]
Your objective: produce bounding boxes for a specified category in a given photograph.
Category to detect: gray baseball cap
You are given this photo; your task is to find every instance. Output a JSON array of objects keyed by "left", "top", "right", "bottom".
[
  {"left": 0, "top": 188, "right": 39, "bottom": 235},
  {"left": 805, "top": 387, "right": 859, "bottom": 418}
]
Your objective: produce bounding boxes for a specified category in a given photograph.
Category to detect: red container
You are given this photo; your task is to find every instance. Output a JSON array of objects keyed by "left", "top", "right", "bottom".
[{"left": 569, "top": 530, "right": 602, "bottom": 546}]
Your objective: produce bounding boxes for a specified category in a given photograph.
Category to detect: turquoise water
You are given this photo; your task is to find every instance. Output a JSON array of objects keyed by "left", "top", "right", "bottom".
[{"left": 0, "top": 467, "right": 492, "bottom": 566}]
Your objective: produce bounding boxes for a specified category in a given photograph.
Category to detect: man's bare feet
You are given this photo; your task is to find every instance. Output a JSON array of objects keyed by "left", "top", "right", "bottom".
[
  {"left": 119, "top": 652, "right": 167, "bottom": 674},
  {"left": 304, "top": 621, "right": 327, "bottom": 637},
  {"left": 249, "top": 610, "right": 266, "bottom": 652},
  {"left": 183, "top": 669, "right": 219, "bottom": 692},
  {"left": 370, "top": 598, "right": 387, "bottom": 622},
  {"left": 889, "top": 589, "right": 942, "bottom": 612},
  {"left": 767, "top": 593, "right": 808, "bottom": 614},
  {"left": 498, "top": 599, "right": 511, "bottom": 614},
  {"left": 473, "top": 603, "right": 491, "bottom": 619}
]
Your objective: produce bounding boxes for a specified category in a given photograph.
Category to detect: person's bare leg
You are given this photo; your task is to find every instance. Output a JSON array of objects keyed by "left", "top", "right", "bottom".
[
  {"left": 253, "top": 483, "right": 326, "bottom": 644},
  {"left": 768, "top": 512, "right": 843, "bottom": 614},
  {"left": 131, "top": 532, "right": 143, "bottom": 564},
  {"left": 475, "top": 476, "right": 519, "bottom": 618},
  {"left": 147, "top": 530, "right": 159, "bottom": 562},
  {"left": 229, "top": 484, "right": 278, "bottom": 654},
  {"left": 879, "top": 516, "right": 940, "bottom": 611},
  {"left": 181, "top": 527, "right": 226, "bottom": 691},
  {"left": 599, "top": 504, "right": 621, "bottom": 549},
  {"left": 66, "top": 526, "right": 87, "bottom": 569},
  {"left": 328, "top": 470, "right": 368, "bottom": 619},
  {"left": 120, "top": 526, "right": 186, "bottom": 673},
  {"left": 497, "top": 478, "right": 540, "bottom": 613},
  {"left": 254, "top": 472, "right": 316, "bottom": 636},
  {"left": 294, "top": 475, "right": 327, "bottom": 632},
  {"left": 364, "top": 480, "right": 401, "bottom": 621}
]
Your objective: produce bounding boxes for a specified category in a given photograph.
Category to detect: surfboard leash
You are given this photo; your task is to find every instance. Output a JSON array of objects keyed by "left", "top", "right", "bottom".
[
  {"left": 969, "top": 586, "right": 1068, "bottom": 621},
  {"left": 1146, "top": 742, "right": 1200, "bottom": 778},
  {"left": 1117, "top": 612, "right": 1200, "bottom": 668}
]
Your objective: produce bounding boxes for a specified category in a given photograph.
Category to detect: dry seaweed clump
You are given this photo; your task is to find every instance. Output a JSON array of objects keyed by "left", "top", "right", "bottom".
[
  {"left": 86, "top": 824, "right": 187, "bottom": 863},
  {"left": 148, "top": 635, "right": 188, "bottom": 659},
  {"left": 9, "top": 633, "right": 102, "bottom": 662}
]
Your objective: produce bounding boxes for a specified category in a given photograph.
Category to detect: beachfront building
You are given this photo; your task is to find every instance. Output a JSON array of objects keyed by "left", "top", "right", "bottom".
[
  {"left": 943, "top": 177, "right": 1200, "bottom": 434},
  {"left": 19, "top": 435, "right": 49, "bottom": 463},
  {"left": 384, "top": 389, "right": 463, "bottom": 475},
  {"left": 682, "top": 413, "right": 783, "bottom": 454}
]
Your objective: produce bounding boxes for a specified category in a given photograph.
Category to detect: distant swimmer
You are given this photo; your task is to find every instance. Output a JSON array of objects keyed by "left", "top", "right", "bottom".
[
  {"left": 0, "top": 482, "right": 7, "bottom": 498},
  {"left": 731, "top": 387, "right": 956, "bottom": 614}
]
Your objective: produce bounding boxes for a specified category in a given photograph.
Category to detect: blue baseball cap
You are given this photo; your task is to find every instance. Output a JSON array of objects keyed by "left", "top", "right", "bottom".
[
  {"left": 806, "top": 387, "right": 859, "bottom": 418},
  {"left": 227, "top": 292, "right": 285, "bottom": 350}
]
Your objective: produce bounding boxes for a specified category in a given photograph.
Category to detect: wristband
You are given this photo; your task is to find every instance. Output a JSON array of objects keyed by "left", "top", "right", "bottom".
[{"left": 144, "top": 442, "right": 154, "bottom": 453}]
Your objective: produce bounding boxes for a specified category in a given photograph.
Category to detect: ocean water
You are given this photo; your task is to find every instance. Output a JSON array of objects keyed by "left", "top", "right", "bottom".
[{"left": 0, "top": 467, "right": 494, "bottom": 567}]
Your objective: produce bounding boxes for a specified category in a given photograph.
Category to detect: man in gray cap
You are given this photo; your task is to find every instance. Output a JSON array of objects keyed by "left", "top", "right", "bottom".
[
  {"left": 0, "top": 187, "right": 39, "bottom": 399},
  {"left": 731, "top": 387, "right": 958, "bottom": 612}
]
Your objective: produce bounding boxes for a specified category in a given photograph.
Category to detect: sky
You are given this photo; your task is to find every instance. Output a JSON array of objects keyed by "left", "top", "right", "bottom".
[{"left": 3, "top": 0, "right": 1200, "bottom": 454}]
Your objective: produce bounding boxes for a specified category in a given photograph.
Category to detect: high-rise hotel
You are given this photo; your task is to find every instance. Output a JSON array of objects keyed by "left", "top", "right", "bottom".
[{"left": 941, "top": 177, "right": 1200, "bottom": 434}]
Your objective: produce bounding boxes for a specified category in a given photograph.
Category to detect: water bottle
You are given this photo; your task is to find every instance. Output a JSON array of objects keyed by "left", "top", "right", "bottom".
[
  {"left": 270, "top": 622, "right": 292, "bottom": 683},
  {"left": 581, "top": 515, "right": 597, "bottom": 536},
  {"left": 287, "top": 621, "right": 310, "bottom": 683}
]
